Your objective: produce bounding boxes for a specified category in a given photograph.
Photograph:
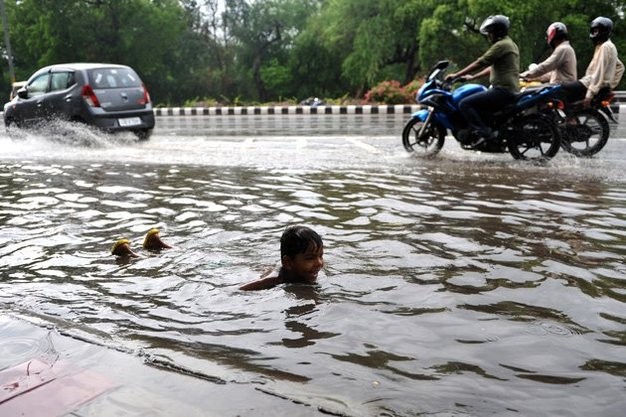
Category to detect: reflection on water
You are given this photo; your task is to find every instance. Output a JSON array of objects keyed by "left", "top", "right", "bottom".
[{"left": 1, "top": 123, "right": 625, "bottom": 417}]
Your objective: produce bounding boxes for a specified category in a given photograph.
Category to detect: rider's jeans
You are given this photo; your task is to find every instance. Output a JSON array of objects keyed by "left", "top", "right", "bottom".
[{"left": 458, "top": 87, "right": 515, "bottom": 137}]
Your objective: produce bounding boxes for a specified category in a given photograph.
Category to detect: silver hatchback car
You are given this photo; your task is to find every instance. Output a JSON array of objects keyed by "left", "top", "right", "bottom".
[{"left": 3, "top": 63, "right": 155, "bottom": 140}]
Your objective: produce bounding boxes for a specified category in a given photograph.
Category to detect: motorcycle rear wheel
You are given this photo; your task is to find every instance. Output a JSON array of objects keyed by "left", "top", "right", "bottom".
[
  {"left": 507, "top": 114, "right": 560, "bottom": 161},
  {"left": 560, "top": 109, "right": 609, "bottom": 157},
  {"left": 401, "top": 118, "right": 445, "bottom": 156}
]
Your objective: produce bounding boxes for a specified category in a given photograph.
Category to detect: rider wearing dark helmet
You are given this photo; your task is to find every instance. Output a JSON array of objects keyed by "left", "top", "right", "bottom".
[
  {"left": 561, "top": 16, "right": 624, "bottom": 106},
  {"left": 590, "top": 16, "right": 613, "bottom": 44},
  {"left": 446, "top": 15, "right": 520, "bottom": 143},
  {"left": 520, "top": 22, "right": 577, "bottom": 84}
]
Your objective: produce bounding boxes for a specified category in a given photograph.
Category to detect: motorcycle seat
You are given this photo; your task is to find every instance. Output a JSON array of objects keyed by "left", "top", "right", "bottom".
[{"left": 514, "top": 85, "right": 554, "bottom": 100}]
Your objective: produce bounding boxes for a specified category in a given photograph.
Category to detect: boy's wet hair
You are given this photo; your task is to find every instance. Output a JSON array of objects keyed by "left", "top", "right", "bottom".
[{"left": 280, "top": 225, "right": 323, "bottom": 259}]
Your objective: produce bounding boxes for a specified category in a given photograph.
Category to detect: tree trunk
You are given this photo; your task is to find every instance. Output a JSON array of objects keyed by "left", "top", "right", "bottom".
[{"left": 252, "top": 55, "right": 268, "bottom": 101}]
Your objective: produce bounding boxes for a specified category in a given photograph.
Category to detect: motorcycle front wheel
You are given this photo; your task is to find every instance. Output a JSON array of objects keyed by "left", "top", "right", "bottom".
[
  {"left": 401, "top": 118, "right": 445, "bottom": 156},
  {"left": 507, "top": 114, "right": 561, "bottom": 161},
  {"left": 560, "top": 109, "right": 609, "bottom": 157}
]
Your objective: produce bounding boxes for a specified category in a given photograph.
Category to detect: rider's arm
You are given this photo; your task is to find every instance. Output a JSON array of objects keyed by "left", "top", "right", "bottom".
[
  {"left": 525, "top": 48, "right": 563, "bottom": 79},
  {"left": 612, "top": 58, "right": 624, "bottom": 89},
  {"left": 469, "top": 67, "right": 491, "bottom": 80},
  {"left": 537, "top": 72, "right": 551, "bottom": 83},
  {"left": 448, "top": 59, "right": 485, "bottom": 79},
  {"left": 467, "top": 67, "right": 491, "bottom": 80},
  {"left": 449, "top": 41, "right": 505, "bottom": 80},
  {"left": 521, "top": 68, "right": 552, "bottom": 82}
]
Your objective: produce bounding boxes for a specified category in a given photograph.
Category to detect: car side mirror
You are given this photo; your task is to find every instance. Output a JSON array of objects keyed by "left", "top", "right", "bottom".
[{"left": 17, "top": 87, "right": 28, "bottom": 99}]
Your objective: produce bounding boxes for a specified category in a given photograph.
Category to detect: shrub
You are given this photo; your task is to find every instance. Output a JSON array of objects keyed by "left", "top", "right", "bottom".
[
  {"left": 404, "top": 78, "right": 424, "bottom": 98},
  {"left": 363, "top": 80, "right": 415, "bottom": 104}
]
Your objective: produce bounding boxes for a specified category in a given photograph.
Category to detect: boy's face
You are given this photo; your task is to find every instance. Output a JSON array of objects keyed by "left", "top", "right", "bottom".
[{"left": 282, "top": 243, "right": 324, "bottom": 283}]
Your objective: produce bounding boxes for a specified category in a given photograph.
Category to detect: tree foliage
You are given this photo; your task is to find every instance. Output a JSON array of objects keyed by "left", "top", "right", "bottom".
[
  {"left": 222, "top": 0, "right": 320, "bottom": 101},
  {"left": 0, "top": 0, "right": 624, "bottom": 105}
]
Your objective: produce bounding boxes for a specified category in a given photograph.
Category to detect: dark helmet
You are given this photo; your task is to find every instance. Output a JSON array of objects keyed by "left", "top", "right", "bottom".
[
  {"left": 480, "top": 15, "right": 510, "bottom": 40},
  {"left": 546, "top": 22, "right": 568, "bottom": 47},
  {"left": 590, "top": 16, "right": 613, "bottom": 44}
]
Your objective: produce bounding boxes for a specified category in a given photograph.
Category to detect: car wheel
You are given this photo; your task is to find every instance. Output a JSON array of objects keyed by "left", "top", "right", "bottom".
[
  {"left": 134, "top": 129, "right": 152, "bottom": 141},
  {"left": 4, "top": 117, "right": 24, "bottom": 138}
]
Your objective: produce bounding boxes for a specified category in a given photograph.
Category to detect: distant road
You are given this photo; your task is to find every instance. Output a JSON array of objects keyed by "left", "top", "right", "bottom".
[{"left": 154, "top": 107, "right": 626, "bottom": 140}]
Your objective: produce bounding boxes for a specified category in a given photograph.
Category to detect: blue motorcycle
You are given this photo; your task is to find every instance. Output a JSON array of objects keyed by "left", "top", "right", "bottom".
[{"left": 402, "top": 61, "right": 563, "bottom": 160}]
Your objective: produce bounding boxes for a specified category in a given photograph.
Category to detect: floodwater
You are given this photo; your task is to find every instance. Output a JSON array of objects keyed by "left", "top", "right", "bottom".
[{"left": 1, "top": 115, "right": 625, "bottom": 417}]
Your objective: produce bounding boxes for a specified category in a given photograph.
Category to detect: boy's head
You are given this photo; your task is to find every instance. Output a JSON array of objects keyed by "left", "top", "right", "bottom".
[
  {"left": 280, "top": 225, "right": 324, "bottom": 283},
  {"left": 280, "top": 225, "right": 322, "bottom": 258}
]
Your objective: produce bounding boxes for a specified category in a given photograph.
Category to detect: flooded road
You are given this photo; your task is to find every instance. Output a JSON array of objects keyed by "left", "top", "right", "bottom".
[{"left": 1, "top": 114, "right": 625, "bottom": 416}]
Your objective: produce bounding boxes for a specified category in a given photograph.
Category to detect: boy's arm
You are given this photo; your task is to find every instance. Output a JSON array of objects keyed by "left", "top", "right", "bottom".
[{"left": 239, "top": 275, "right": 282, "bottom": 291}]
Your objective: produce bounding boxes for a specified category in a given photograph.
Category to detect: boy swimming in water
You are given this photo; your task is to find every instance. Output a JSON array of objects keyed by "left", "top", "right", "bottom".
[{"left": 240, "top": 225, "right": 324, "bottom": 291}]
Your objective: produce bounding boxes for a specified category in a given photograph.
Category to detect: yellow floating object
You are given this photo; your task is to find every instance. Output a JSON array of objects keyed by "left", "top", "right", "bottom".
[
  {"left": 111, "top": 238, "right": 139, "bottom": 257},
  {"left": 143, "top": 228, "right": 160, "bottom": 248},
  {"left": 111, "top": 238, "right": 130, "bottom": 254},
  {"left": 143, "top": 228, "right": 172, "bottom": 251}
]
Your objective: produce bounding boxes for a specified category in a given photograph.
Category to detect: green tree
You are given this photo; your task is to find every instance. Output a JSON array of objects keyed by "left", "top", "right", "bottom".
[
  {"left": 315, "top": 0, "right": 437, "bottom": 94},
  {"left": 285, "top": 18, "right": 348, "bottom": 99},
  {"left": 417, "top": 1, "right": 485, "bottom": 74},
  {"left": 223, "top": 0, "right": 320, "bottom": 101}
]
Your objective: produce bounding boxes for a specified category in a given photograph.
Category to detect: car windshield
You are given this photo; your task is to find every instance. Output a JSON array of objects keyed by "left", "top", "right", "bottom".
[{"left": 88, "top": 67, "right": 141, "bottom": 89}]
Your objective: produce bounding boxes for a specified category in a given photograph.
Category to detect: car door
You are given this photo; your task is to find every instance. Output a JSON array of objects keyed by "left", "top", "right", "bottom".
[
  {"left": 15, "top": 73, "right": 50, "bottom": 126},
  {"left": 42, "top": 71, "right": 77, "bottom": 120}
]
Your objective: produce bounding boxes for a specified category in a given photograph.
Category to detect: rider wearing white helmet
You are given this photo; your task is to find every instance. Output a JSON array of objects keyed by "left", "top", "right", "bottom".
[{"left": 520, "top": 22, "right": 577, "bottom": 84}]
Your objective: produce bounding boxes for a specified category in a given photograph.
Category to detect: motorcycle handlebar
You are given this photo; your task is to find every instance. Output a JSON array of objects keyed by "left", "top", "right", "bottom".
[{"left": 443, "top": 76, "right": 468, "bottom": 87}]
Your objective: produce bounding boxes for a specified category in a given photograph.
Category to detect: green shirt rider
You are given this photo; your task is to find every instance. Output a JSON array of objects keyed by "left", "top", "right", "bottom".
[{"left": 446, "top": 15, "right": 520, "bottom": 146}]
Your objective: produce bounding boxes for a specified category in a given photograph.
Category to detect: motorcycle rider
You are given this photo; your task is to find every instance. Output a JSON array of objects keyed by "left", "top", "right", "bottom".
[
  {"left": 520, "top": 22, "right": 577, "bottom": 83},
  {"left": 561, "top": 16, "right": 624, "bottom": 106},
  {"left": 446, "top": 15, "right": 519, "bottom": 144}
]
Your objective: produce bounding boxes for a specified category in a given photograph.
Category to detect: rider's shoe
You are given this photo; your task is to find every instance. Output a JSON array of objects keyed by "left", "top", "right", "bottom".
[
  {"left": 471, "top": 128, "right": 496, "bottom": 147},
  {"left": 471, "top": 136, "right": 487, "bottom": 147}
]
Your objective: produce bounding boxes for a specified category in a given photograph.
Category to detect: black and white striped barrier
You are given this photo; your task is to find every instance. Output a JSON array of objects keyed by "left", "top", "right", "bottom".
[
  {"left": 154, "top": 105, "right": 421, "bottom": 116},
  {"left": 154, "top": 103, "right": 626, "bottom": 117}
]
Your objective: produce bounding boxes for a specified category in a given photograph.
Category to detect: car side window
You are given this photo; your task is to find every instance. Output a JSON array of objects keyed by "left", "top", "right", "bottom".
[
  {"left": 50, "top": 72, "right": 75, "bottom": 92},
  {"left": 27, "top": 74, "right": 50, "bottom": 98}
]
